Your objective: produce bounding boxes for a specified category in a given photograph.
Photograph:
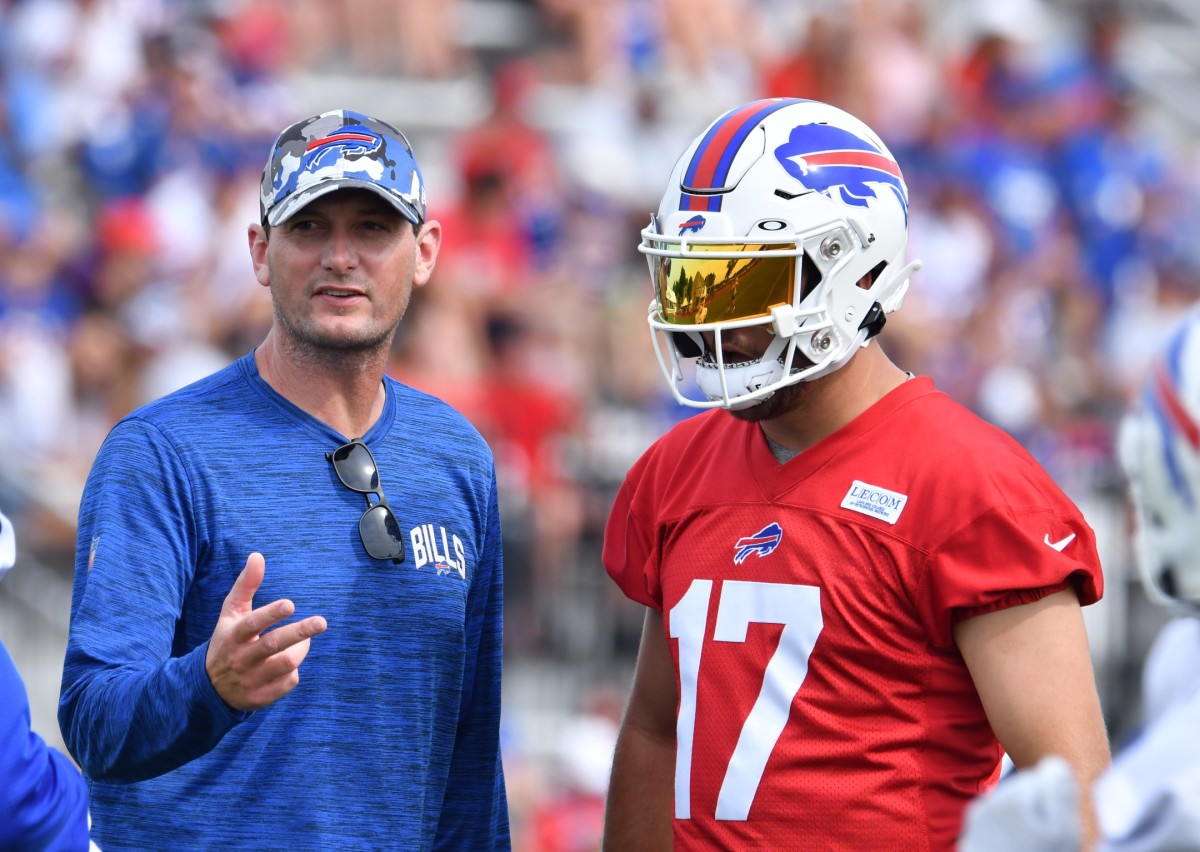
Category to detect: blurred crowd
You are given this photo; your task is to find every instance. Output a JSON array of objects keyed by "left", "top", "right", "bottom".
[{"left": 2, "top": 0, "right": 1199, "bottom": 848}]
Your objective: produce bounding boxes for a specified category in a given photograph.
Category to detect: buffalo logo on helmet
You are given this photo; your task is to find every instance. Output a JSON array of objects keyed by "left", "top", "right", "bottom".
[
  {"left": 773, "top": 123, "right": 909, "bottom": 222},
  {"left": 678, "top": 214, "right": 707, "bottom": 235}
]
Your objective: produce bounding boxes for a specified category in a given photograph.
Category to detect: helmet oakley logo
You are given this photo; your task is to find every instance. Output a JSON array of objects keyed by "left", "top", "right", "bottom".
[
  {"left": 733, "top": 522, "right": 783, "bottom": 564},
  {"left": 774, "top": 123, "right": 909, "bottom": 220},
  {"left": 678, "top": 215, "right": 706, "bottom": 235}
]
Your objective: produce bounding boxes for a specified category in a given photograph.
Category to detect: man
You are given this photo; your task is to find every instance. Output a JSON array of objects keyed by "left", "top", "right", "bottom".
[
  {"left": 961, "top": 307, "right": 1200, "bottom": 851},
  {"left": 58, "top": 110, "right": 509, "bottom": 850},
  {"left": 0, "top": 508, "right": 97, "bottom": 850},
  {"left": 601, "top": 98, "right": 1110, "bottom": 850}
]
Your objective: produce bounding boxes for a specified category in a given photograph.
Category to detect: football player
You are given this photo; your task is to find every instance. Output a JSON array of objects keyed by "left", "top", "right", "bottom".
[
  {"left": 961, "top": 308, "right": 1200, "bottom": 851},
  {"left": 601, "top": 98, "right": 1111, "bottom": 850}
]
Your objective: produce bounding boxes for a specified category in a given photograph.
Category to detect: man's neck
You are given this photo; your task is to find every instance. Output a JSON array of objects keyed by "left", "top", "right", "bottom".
[
  {"left": 758, "top": 345, "right": 909, "bottom": 453},
  {"left": 254, "top": 333, "right": 389, "bottom": 439}
]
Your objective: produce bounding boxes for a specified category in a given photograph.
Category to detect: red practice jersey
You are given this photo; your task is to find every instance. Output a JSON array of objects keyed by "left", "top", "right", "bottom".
[{"left": 603, "top": 377, "right": 1103, "bottom": 851}]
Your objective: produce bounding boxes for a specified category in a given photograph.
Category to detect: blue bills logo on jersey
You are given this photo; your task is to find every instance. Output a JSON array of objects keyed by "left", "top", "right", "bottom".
[
  {"left": 410, "top": 523, "right": 467, "bottom": 579},
  {"left": 773, "top": 123, "right": 909, "bottom": 221},
  {"left": 733, "top": 522, "right": 784, "bottom": 564}
]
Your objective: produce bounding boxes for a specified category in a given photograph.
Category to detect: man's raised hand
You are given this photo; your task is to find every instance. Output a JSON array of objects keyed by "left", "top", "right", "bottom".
[{"left": 205, "top": 552, "right": 327, "bottom": 712}]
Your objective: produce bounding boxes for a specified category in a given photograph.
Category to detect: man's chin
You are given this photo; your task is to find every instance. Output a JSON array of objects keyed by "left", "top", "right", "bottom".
[{"left": 726, "top": 382, "right": 807, "bottom": 422}]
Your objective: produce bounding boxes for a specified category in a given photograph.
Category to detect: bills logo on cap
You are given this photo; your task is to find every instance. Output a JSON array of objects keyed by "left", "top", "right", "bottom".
[
  {"left": 733, "top": 522, "right": 783, "bottom": 564},
  {"left": 303, "top": 129, "right": 383, "bottom": 168}
]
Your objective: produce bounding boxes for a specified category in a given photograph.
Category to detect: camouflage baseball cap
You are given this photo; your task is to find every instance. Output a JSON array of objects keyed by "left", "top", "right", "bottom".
[{"left": 259, "top": 109, "right": 427, "bottom": 228}]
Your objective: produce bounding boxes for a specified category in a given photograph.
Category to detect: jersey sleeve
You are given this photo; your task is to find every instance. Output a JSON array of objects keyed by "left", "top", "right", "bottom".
[
  {"left": 58, "top": 418, "right": 245, "bottom": 783},
  {"left": 917, "top": 500, "right": 1104, "bottom": 649},
  {"left": 602, "top": 452, "right": 663, "bottom": 611}
]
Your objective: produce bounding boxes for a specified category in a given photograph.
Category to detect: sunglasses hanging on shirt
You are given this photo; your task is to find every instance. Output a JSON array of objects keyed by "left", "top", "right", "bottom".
[{"left": 326, "top": 439, "right": 406, "bottom": 564}]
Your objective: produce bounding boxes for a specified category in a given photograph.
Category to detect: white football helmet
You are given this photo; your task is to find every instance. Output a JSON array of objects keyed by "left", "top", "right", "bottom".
[
  {"left": 639, "top": 98, "right": 921, "bottom": 409},
  {"left": 1118, "top": 309, "right": 1200, "bottom": 609}
]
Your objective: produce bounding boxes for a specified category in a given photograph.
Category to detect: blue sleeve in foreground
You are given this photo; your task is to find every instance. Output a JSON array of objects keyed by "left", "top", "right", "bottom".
[{"left": 0, "top": 640, "right": 92, "bottom": 850}]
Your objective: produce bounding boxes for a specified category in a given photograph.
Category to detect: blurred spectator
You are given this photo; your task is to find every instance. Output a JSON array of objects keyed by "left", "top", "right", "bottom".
[
  {"left": 471, "top": 308, "right": 584, "bottom": 652},
  {"left": 851, "top": 0, "right": 941, "bottom": 151},
  {"left": 1053, "top": 83, "right": 1165, "bottom": 311},
  {"left": 760, "top": 11, "right": 847, "bottom": 104},
  {"left": 525, "top": 687, "right": 620, "bottom": 852},
  {"left": 291, "top": 0, "right": 468, "bottom": 78},
  {"left": 439, "top": 59, "right": 564, "bottom": 290}
]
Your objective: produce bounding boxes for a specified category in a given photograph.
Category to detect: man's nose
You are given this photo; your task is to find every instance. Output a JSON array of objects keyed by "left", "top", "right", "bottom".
[{"left": 322, "top": 225, "right": 358, "bottom": 271}]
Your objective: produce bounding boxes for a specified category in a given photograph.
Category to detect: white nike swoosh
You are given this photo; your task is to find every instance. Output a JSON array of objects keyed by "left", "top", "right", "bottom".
[{"left": 1044, "top": 533, "right": 1076, "bottom": 552}]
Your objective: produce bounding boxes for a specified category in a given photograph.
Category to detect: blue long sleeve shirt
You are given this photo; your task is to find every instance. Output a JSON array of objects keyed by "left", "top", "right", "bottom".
[{"left": 58, "top": 353, "right": 509, "bottom": 850}]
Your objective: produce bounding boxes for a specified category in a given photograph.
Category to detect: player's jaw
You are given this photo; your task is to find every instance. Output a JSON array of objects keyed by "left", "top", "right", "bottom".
[{"left": 699, "top": 327, "right": 817, "bottom": 423}]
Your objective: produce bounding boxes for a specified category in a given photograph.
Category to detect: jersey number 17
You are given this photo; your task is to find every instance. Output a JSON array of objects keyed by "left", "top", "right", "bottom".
[{"left": 670, "top": 579, "right": 823, "bottom": 821}]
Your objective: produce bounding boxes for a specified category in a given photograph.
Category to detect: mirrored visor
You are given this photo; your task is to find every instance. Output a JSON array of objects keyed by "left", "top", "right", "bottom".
[{"left": 649, "top": 243, "right": 797, "bottom": 326}]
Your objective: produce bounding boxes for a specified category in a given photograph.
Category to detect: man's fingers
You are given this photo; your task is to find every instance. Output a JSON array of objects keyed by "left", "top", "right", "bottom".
[
  {"left": 208, "top": 554, "right": 327, "bottom": 712},
  {"left": 221, "top": 552, "right": 266, "bottom": 616},
  {"left": 253, "top": 637, "right": 315, "bottom": 686},
  {"left": 258, "top": 615, "right": 327, "bottom": 657},
  {"left": 235, "top": 598, "right": 296, "bottom": 643},
  {"left": 241, "top": 613, "right": 327, "bottom": 662},
  {"left": 245, "top": 665, "right": 308, "bottom": 709},
  {"left": 235, "top": 631, "right": 323, "bottom": 702}
]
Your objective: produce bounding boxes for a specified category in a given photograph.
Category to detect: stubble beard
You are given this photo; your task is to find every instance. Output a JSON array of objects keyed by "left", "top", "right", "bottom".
[
  {"left": 727, "top": 379, "right": 811, "bottom": 423},
  {"left": 270, "top": 289, "right": 406, "bottom": 367}
]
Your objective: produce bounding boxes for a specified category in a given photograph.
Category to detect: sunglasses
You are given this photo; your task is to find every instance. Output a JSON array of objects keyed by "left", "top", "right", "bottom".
[{"left": 325, "top": 439, "right": 405, "bottom": 563}]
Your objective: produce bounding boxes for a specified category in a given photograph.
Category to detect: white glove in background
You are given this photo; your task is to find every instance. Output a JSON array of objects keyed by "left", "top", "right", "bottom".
[
  {"left": 1096, "top": 683, "right": 1200, "bottom": 852},
  {"left": 958, "top": 755, "right": 1081, "bottom": 852}
]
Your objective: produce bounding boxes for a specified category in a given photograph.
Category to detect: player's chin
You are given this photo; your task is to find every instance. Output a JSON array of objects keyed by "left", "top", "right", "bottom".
[
  {"left": 728, "top": 383, "right": 806, "bottom": 422},
  {"left": 728, "top": 398, "right": 778, "bottom": 422}
]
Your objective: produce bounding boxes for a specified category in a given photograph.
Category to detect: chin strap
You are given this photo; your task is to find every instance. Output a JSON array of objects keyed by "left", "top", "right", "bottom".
[{"left": 858, "top": 302, "right": 887, "bottom": 340}]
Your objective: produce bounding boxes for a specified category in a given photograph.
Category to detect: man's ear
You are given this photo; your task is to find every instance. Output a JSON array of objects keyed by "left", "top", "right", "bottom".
[
  {"left": 413, "top": 219, "right": 442, "bottom": 288},
  {"left": 248, "top": 223, "right": 270, "bottom": 288}
]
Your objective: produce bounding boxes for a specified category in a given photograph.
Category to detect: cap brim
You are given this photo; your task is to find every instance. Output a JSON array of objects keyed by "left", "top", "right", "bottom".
[{"left": 266, "top": 178, "right": 423, "bottom": 227}]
